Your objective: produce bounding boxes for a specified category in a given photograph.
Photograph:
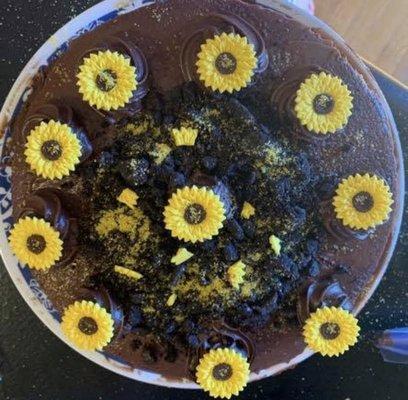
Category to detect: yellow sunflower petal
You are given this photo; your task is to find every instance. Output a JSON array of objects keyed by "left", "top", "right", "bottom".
[
  {"left": 77, "top": 50, "right": 137, "bottom": 111},
  {"left": 8, "top": 216, "right": 63, "bottom": 270},
  {"left": 269, "top": 235, "right": 281, "bottom": 256},
  {"left": 196, "top": 32, "right": 258, "bottom": 93},
  {"left": 114, "top": 265, "right": 143, "bottom": 281},
  {"left": 172, "top": 127, "right": 199, "bottom": 146},
  {"left": 163, "top": 186, "right": 226, "bottom": 243},
  {"left": 171, "top": 247, "right": 194, "bottom": 265},
  {"left": 166, "top": 293, "right": 178, "bottom": 307},
  {"left": 61, "top": 300, "right": 114, "bottom": 351},
  {"left": 241, "top": 202, "right": 255, "bottom": 219},
  {"left": 294, "top": 72, "right": 353, "bottom": 134},
  {"left": 117, "top": 188, "right": 139, "bottom": 209},
  {"left": 196, "top": 348, "right": 250, "bottom": 399},
  {"left": 24, "top": 120, "right": 82, "bottom": 180},
  {"left": 227, "top": 261, "right": 246, "bottom": 289},
  {"left": 333, "top": 173, "right": 393, "bottom": 230},
  {"left": 303, "top": 306, "right": 360, "bottom": 357}
]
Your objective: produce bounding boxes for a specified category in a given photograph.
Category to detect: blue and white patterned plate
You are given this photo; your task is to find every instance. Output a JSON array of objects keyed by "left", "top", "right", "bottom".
[{"left": 0, "top": 0, "right": 399, "bottom": 388}]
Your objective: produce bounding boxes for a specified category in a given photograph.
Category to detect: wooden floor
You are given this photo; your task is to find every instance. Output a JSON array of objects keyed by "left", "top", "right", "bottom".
[{"left": 315, "top": 0, "right": 408, "bottom": 86}]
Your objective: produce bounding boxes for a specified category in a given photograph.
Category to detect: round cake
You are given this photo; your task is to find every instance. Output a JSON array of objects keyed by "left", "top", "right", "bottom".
[{"left": 5, "top": 0, "right": 404, "bottom": 395}]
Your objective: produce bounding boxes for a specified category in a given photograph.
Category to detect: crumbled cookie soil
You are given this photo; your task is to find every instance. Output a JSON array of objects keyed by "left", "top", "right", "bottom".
[{"left": 79, "top": 82, "right": 323, "bottom": 350}]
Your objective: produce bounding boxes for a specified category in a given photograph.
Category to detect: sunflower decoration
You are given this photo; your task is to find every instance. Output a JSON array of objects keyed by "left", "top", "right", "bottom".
[
  {"left": 333, "top": 173, "right": 393, "bottom": 230},
  {"left": 196, "top": 348, "right": 250, "bottom": 399},
  {"left": 227, "top": 261, "right": 246, "bottom": 290},
  {"left": 172, "top": 127, "right": 199, "bottom": 147},
  {"left": 8, "top": 216, "right": 63, "bottom": 271},
  {"left": 196, "top": 32, "right": 258, "bottom": 93},
  {"left": 24, "top": 120, "right": 82, "bottom": 180},
  {"left": 294, "top": 72, "right": 353, "bottom": 134},
  {"left": 163, "top": 186, "right": 226, "bottom": 243},
  {"left": 77, "top": 50, "right": 137, "bottom": 111},
  {"left": 61, "top": 300, "right": 114, "bottom": 351},
  {"left": 303, "top": 306, "right": 360, "bottom": 357}
]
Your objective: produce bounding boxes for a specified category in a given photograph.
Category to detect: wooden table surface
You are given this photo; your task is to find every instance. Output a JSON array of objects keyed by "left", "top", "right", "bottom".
[{"left": 315, "top": 0, "right": 408, "bottom": 86}]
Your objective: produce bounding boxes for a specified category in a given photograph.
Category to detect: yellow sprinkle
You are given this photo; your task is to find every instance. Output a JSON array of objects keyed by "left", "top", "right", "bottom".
[
  {"left": 114, "top": 265, "right": 143, "bottom": 280},
  {"left": 171, "top": 248, "right": 194, "bottom": 265},
  {"left": 125, "top": 119, "right": 149, "bottom": 135},
  {"left": 227, "top": 261, "right": 246, "bottom": 289},
  {"left": 177, "top": 274, "right": 229, "bottom": 303},
  {"left": 249, "top": 252, "right": 262, "bottom": 262},
  {"left": 241, "top": 202, "right": 256, "bottom": 219},
  {"left": 143, "top": 306, "right": 156, "bottom": 314},
  {"left": 240, "top": 279, "right": 259, "bottom": 298},
  {"left": 95, "top": 206, "right": 151, "bottom": 241},
  {"left": 269, "top": 235, "right": 281, "bottom": 256},
  {"left": 166, "top": 293, "right": 177, "bottom": 307},
  {"left": 117, "top": 214, "right": 136, "bottom": 233},
  {"left": 149, "top": 143, "right": 172, "bottom": 165},
  {"left": 117, "top": 188, "right": 139, "bottom": 209}
]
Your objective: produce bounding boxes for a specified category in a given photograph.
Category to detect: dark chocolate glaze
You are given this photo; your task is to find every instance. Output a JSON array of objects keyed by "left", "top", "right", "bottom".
[
  {"left": 297, "top": 276, "right": 353, "bottom": 324},
  {"left": 320, "top": 198, "right": 372, "bottom": 241},
  {"left": 187, "top": 321, "right": 255, "bottom": 379},
  {"left": 8, "top": 0, "right": 403, "bottom": 382}
]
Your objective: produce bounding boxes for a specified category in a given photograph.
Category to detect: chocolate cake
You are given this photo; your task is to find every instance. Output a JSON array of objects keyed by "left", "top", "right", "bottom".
[{"left": 5, "top": 0, "right": 404, "bottom": 394}]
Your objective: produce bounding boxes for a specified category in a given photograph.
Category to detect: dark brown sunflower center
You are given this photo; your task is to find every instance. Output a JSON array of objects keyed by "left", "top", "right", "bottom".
[
  {"left": 313, "top": 93, "right": 335, "bottom": 114},
  {"left": 184, "top": 203, "right": 207, "bottom": 225},
  {"left": 41, "top": 140, "right": 62, "bottom": 161},
  {"left": 26, "top": 234, "right": 46, "bottom": 254},
  {"left": 212, "top": 363, "right": 233, "bottom": 381},
  {"left": 320, "top": 322, "right": 341, "bottom": 340},
  {"left": 78, "top": 317, "right": 98, "bottom": 335},
  {"left": 352, "top": 191, "right": 374, "bottom": 213},
  {"left": 215, "top": 52, "right": 237, "bottom": 75},
  {"left": 96, "top": 69, "right": 117, "bottom": 92}
]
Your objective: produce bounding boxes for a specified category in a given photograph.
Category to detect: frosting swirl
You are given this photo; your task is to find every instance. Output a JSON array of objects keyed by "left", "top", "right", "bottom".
[
  {"left": 78, "top": 286, "right": 125, "bottom": 337},
  {"left": 21, "top": 102, "right": 93, "bottom": 161},
  {"left": 187, "top": 321, "right": 254, "bottom": 377},
  {"left": 270, "top": 66, "right": 328, "bottom": 143},
  {"left": 19, "top": 188, "right": 78, "bottom": 266},
  {"left": 297, "top": 276, "right": 352, "bottom": 324},
  {"left": 181, "top": 13, "right": 268, "bottom": 84},
  {"left": 320, "top": 198, "right": 371, "bottom": 241}
]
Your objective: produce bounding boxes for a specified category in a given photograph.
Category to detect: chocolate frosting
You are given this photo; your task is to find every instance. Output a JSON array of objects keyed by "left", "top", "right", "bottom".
[
  {"left": 297, "top": 276, "right": 353, "bottom": 324},
  {"left": 187, "top": 321, "right": 255, "bottom": 378},
  {"left": 78, "top": 286, "right": 125, "bottom": 337},
  {"left": 181, "top": 13, "right": 269, "bottom": 84},
  {"left": 19, "top": 188, "right": 78, "bottom": 266},
  {"left": 319, "top": 198, "right": 371, "bottom": 241}
]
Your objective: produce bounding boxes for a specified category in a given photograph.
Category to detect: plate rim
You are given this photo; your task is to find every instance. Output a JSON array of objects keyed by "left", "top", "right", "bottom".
[{"left": 0, "top": 0, "right": 404, "bottom": 389}]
